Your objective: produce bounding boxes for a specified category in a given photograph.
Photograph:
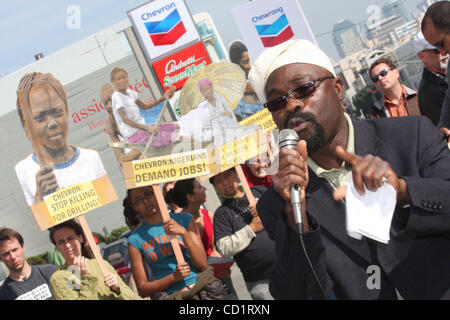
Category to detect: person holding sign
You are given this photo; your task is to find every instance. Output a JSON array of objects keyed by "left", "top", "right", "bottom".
[
  {"left": 100, "top": 83, "right": 126, "bottom": 164},
  {"left": 14, "top": 72, "right": 108, "bottom": 206},
  {"left": 170, "top": 179, "right": 238, "bottom": 300},
  {"left": 229, "top": 40, "right": 263, "bottom": 121},
  {"left": 242, "top": 153, "right": 273, "bottom": 188},
  {"left": 49, "top": 220, "right": 136, "bottom": 300},
  {"left": 124, "top": 186, "right": 227, "bottom": 300},
  {"left": 210, "top": 168, "right": 275, "bottom": 300},
  {"left": 110, "top": 67, "right": 176, "bottom": 162}
]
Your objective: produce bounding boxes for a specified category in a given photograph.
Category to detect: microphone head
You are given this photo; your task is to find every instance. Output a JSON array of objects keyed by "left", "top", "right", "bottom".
[{"left": 279, "top": 129, "right": 299, "bottom": 150}]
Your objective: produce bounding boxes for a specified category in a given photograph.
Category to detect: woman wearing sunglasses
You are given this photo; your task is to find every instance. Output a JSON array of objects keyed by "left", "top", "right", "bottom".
[{"left": 368, "top": 58, "right": 420, "bottom": 119}]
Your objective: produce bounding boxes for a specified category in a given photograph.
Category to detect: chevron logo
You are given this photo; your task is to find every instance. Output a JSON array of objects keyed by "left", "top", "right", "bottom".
[
  {"left": 255, "top": 14, "right": 294, "bottom": 47},
  {"left": 145, "top": 9, "right": 186, "bottom": 46}
]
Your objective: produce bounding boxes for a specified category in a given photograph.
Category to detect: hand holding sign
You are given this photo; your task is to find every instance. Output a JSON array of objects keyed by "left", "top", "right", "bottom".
[{"left": 34, "top": 164, "right": 59, "bottom": 203}]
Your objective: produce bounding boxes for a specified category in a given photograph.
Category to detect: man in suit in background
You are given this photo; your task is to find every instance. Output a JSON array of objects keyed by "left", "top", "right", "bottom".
[
  {"left": 422, "top": 0, "right": 450, "bottom": 143},
  {"left": 414, "top": 31, "right": 448, "bottom": 127},
  {"left": 249, "top": 39, "right": 450, "bottom": 299}
]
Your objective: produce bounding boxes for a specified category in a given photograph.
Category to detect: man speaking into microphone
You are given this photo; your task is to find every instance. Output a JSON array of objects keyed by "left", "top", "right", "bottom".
[{"left": 249, "top": 39, "right": 450, "bottom": 300}]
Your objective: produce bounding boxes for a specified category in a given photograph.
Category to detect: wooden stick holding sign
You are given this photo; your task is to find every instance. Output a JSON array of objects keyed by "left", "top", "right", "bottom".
[
  {"left": 140, "top": 98, "right": 169, "bottom": 159},
  {"left": 151, "top": 185, "right": 186, "bottom": 265},
  {"left": 136, "top": 97, "right": 185, "bottom": 265},
  {"left": 77, "top": 216, "right": 109, "bottom": 276},
  {"left": 17, "top": 89, "right": 109, "bottom": 278},
  {"left": 234, "top": 164, "right": 256, "bottom": 207}
]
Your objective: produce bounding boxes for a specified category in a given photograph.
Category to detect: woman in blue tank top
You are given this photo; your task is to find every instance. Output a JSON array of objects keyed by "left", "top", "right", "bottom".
[{"left": 125, "top": 186, "right": 208, "bottom": 298}]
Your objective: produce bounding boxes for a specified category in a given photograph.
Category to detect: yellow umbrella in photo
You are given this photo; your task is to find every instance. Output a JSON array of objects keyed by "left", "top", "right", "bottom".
[{"left": 179, "top": 62, "right": 247, "bottom": 116}]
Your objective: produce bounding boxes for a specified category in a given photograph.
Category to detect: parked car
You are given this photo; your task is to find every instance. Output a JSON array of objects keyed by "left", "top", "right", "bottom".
[{"left": 101, "top": 238, "right": 131, "bottom": 284}]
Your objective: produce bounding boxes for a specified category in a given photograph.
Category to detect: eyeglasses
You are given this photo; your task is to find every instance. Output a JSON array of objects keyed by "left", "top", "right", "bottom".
[
  {"left": 371, "top": 68, "right": 391, "bottom": 83},
  {"left": 422, "top": 48, "right": 441, "bottom": 54},
  {"left": 264, "top": 76, "right": 334, "bottom": 112},
  {"left": 434, "top": 31, "right": 448, "bottom": 49},
  {"left": 132, "top": 190, "right": 154, "bottom": 207}
]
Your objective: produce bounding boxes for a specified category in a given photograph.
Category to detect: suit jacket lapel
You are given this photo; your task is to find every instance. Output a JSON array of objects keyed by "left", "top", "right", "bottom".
[{"left": 305, "top": 120, "right": 381, "bottom": 264}]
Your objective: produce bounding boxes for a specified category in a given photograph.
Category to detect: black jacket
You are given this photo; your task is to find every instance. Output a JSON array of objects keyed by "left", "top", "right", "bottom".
[
  {"left": 418, "top": 68, "right": 448, "bottom": 126},
  {"left": 257, "top": 116, "right": 450, "bottom": 299}
]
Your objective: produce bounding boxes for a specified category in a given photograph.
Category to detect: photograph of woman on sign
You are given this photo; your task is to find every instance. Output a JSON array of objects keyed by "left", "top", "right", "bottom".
[
  {"left": 178, "top": 63, "right": 259, "bottom": 147},
  {"left": 14, "top": 72, "right": 108, "bottom": 206}
]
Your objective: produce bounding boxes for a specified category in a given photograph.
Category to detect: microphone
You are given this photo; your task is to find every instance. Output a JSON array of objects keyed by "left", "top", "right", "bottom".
[{"left": 279, "top": 129, "right": 303, "bottom": 234}]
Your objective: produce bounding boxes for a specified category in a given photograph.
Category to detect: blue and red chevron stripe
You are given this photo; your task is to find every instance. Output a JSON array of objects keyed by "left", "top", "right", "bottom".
[
  {"left": 145, "top": 9, "right": 186, "bottom": 46},
  {"left": 255, "top": 14, "right": 294, "bottom": 47}
]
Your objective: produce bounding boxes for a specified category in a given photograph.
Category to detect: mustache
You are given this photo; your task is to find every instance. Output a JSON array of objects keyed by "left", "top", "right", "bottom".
[{"left": 284, "top": 111, "right": 319, "bottom": 129}]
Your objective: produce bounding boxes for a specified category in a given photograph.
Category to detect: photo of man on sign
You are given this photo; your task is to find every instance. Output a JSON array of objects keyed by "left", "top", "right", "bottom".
[{"left": 14, "top": 72, "right": 117, "bottom": 230}]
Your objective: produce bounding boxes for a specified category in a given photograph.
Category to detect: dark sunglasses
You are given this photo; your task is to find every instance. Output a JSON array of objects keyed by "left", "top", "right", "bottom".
[
  {"left": 264, "top": 76, "right": 334, "bottom": 112},
  {"left": 434, "top": 31, "right": 448, "bottom": 49},
  {"left": 422, "top": 48, "right": 441, "bottom": 54},
  {"left": 371, "top": 68, "right": 391, "bottom": 83}
]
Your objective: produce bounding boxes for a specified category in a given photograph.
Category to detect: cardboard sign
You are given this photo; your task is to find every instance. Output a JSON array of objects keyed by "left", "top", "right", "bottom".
[
  {"left": 239, "top": 108, "right": 277, "bottom": 132},
  {"left": 123, "top": 149, "right": 210, "bottom": 188},
  {"left": 152, "top": 41, "right": 212, "bottom": 90},
  {"left": 208, "top": 129, "right": 268, "bottom": 176},
  {"left": 30, "top": 175, "right": 117, "bottom": 231},
  {"left": 128, "top": 0, "right": 200, "bottom": 61}
]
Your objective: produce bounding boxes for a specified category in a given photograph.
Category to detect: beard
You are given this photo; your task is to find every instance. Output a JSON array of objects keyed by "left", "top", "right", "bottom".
[{"left": 284, "top": 111, "right": 326, "bottom": 154}]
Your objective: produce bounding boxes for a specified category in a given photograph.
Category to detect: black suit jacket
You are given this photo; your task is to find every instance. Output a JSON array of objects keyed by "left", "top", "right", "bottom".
[
  {"left": 257, "top": 116, "right": 450, "bottom": 300},
  {"left": 418, "top": 68, "right": 448, "bottom": 126}
]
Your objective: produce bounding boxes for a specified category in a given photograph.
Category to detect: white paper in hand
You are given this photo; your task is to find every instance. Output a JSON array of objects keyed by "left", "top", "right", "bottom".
[{"left": 345, "top": 174, "right": 397, "bottom": 243}]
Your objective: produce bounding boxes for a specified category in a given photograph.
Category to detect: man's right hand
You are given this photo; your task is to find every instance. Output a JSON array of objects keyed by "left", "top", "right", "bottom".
[
  {"left": 271, "top": 140, "right": 309, "bottom": 202},
  {"left": 34, "top": 164, "right": 58, "bottom": 202}
]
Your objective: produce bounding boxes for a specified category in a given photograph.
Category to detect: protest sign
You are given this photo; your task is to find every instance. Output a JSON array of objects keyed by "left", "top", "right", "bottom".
[
  {"left": 123, "top": 149, "right": 211, "bottom": 188},
  {"left": 15, "top": 72, "right": 117, "bottom": 277},
  {"left": 239, "top": 107, "right": 277, "bottom": 132}
]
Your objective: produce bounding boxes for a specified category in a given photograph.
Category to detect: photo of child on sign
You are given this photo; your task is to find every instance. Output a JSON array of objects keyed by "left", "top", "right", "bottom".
[
  {"left": 14, "top": 72, "right": 117, "bottom": 230},
  {"left": 107, "top": 67, "right": 177, "bottom": 162}
]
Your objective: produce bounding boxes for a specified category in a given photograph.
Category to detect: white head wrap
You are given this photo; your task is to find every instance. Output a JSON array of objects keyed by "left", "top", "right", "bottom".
[{"left": 248, "top": 39, "right": 336, "bottom": 104}]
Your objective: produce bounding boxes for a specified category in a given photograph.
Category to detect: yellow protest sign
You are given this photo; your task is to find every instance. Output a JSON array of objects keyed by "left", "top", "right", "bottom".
[
  {"left": 123, "top": 149, "right": 210, "bottom": 189},
  {"left": 30, "top": 175, "right": 118, "bottom": 230},
  {"left": 207, "top": 130, "right": 268, "bottom": 175},
  {"left": 44, "top": 181, "right": 102, "bottom": 224},
  {"left": 238, "top": 108, "right": 277, "bottom": 132}
]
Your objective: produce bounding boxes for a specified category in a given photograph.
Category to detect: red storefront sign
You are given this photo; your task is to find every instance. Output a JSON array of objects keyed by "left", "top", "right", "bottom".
[{"left": 152, "top": 41, "right": 212, "bottom": 90}]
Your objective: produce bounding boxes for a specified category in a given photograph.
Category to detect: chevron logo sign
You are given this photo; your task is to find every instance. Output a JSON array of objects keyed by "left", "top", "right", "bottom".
[
  {"left": 144, "top": 9, "right": 186, "bottom": 46},
  {"left": 255, "top": 14, "right": 294, "bottom": 47}
]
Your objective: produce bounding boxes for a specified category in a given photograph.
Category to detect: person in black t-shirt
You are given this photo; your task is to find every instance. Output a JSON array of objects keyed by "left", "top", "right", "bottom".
[
  {"left": 0, "top": 228, "right": 56, "bottom": 300},
  {"left": 210, "top": 168, "right": 275, "bottom": 300}
]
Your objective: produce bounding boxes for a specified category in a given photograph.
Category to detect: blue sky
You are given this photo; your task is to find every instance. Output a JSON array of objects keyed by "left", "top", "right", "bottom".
[{"left": 0, "top": 0, "right": 423, "bottom": 76}]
